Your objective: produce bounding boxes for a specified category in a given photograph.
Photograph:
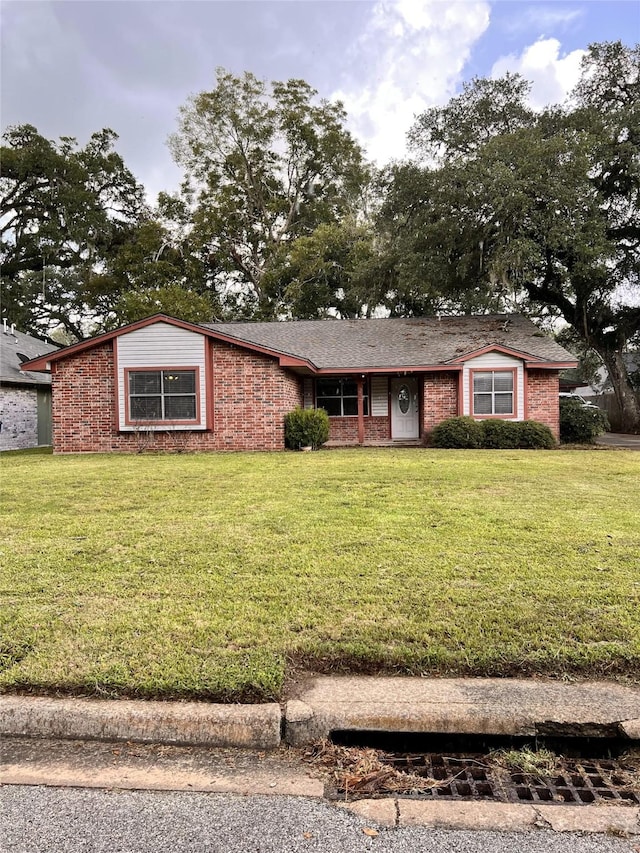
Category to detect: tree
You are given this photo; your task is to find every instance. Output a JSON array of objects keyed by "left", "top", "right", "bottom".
[
  {"left": 85, "top": 218, "right": 218, "bottom": 328},
  {"left": 261, "top": 219, "right": 390, "bottom": 319},
  {"left": 383, "top": 42, "right": 640, "bottom": 431},
  {"left": 1, "top": 124, "right": 146, "bottom": 337},
  {"left": 378, "top": 162, "right": 518, "bottom": 317},
  {"left": 555, "top": 327, "right": 605, "bottom": 389},
  {"left": 168, "top": 69, "right": 369, "bottom": 318},
  {"left": 110, "top": 283, "right": 214, "bottom": 327}
]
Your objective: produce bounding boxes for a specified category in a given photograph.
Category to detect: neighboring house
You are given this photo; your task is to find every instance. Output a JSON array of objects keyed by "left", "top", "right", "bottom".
[
  {"left": 571, "top": 353, "right": 640, "bottom": 431},
  {"left": 21, "top": 313, "right": 577, "bottom": 454},
  {"left": 572, "top": 353, "right": 640, "bottom": 397},
  {"left": 0, "top": 322, "right": 58, "bottom": 451}
]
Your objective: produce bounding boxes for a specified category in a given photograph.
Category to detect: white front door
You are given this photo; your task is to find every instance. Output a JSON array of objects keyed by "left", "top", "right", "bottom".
[{"left": 391, "top": 378, "right": 419, "bottom": 439}]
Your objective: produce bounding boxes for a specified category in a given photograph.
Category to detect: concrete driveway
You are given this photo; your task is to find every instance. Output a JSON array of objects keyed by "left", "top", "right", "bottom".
[{"left": 595, "top": 432, "right": 640, "bottom": 450}]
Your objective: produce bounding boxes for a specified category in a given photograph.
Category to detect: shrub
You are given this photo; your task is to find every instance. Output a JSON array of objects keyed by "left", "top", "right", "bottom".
[
  {"left": 431, "top": 416, "right": 483, "bottom": 448},
  {"left": 516, "top": 420, "right": 556, "bottom": 449},
  {"left": 433, "top": 416, "right": 556, "bottom": 449},
  {"left": 284, "top": 407, "right": 330, "bottom": 450},
  {"left": 559, "top": 398, "right": 609, "bottom": 443},
  {"left": 480, "top": 419, "right": 520, "bottom": 449}
]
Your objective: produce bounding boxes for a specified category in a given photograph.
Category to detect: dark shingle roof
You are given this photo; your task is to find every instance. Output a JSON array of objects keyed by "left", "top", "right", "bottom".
[
  {"left": 0, "top": 327, "right": 57, "bottom": 385},
  {"left": 202, "top": 314, "right": 575, "bottom": 369}
]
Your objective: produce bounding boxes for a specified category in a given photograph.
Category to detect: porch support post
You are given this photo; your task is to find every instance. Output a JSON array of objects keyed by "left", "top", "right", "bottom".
[{"left": 357, "top": 377, "right": 365, "bottom": 445}]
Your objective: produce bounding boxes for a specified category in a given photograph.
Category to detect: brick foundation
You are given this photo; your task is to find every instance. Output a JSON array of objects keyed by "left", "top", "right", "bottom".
[{"left": 52, "top": 341, "right": 303, "bottom": 453}]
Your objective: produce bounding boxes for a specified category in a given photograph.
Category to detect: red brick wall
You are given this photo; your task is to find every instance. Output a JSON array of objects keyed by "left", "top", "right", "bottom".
[
  {"left": 53, "top": 343, "right": 118, "bottom": 453},
  {"left": 211, "top": 343, "right": 303, "bottom": 450},
  {"left": 422, "top": 372, "right": 459, "bottom": 436},
  {"left": 51, "top": 339, "right": 303, "bottom": 453},
  {"left": 328, "top": 416, "right": 389, "bottom": 443},
  {"left": 526, "top": 370, "right": 560, "bottom": 439}
]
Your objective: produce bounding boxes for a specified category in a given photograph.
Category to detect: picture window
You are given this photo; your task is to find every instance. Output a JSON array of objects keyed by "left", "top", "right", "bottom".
[
  {"left": 128, "top": 369, "right": 197, "bottom": 422},
  {"left": 316, "top": 378, "right": 369, "bottom": 416},
  {"left": 473, "top": 370, "right": 514, "bottom": 416}
]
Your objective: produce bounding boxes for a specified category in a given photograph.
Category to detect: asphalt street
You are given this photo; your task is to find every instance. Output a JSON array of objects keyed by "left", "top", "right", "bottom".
[{"left": 2, "top": 786, "right": 637, "bottom": 853}]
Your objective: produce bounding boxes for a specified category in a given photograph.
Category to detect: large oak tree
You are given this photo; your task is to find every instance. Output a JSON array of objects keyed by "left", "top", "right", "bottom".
[
  {"left": 382, "top": 42, "right": 640, "bottom": 431},
  {"left": 1, "top": 125, "right": 147, "bottom": 338}
]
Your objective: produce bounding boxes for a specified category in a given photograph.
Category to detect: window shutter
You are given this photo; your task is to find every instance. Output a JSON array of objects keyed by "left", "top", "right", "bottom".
[{"left": 371, "top": 376, "right": 388, "bottom": 416}]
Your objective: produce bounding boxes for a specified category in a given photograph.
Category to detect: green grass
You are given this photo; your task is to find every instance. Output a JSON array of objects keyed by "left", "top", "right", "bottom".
[{"left": 1, "top": 448, "right": 639, "bottom": 701}]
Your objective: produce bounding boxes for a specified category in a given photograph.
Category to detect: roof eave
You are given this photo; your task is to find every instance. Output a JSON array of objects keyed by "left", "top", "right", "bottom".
[
  {"left": 1, "top": 375, "right": 52, "bottom": 386},
  {"left": 204, "top": 328, "right": 316, "bottom": 369},
  {"left": 313, "top": 364, "right": 463, "bottom": 374},
  {"left": 527, "top": 360, "right": 579, "bottom": 369}
]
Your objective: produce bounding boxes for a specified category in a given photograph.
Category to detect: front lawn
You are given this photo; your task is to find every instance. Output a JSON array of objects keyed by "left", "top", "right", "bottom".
[{"left": 1, "top": 448, "right": 638, "bottom": 700}]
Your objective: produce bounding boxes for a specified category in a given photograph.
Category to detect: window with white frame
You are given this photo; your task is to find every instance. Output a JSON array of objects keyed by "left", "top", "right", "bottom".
[
  {"left": 316, "top": 378, "right": 369, "bottom": 416},
  {"left": 128, "top": 369, "right": 197, "bottom": 422},
  {"left": 472, "top": 370, "right": 514, "bottom": 416}
]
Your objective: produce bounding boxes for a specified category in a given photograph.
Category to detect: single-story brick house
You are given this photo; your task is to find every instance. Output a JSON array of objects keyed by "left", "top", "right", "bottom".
[
  {"left": 1, "top": 323, "right": 57, "bottom": 451},
  {"left": 21, "top": 313, "right": 577, "bottom": 453}
]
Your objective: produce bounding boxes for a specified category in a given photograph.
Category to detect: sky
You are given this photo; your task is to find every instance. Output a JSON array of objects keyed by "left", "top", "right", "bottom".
[{"left": 2, "top": 0, "right": 639, "bottom": 203}]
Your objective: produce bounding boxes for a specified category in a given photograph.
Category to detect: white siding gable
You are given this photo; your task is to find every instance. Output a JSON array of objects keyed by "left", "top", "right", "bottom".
[
  {"left": 462, "top": 351, "right": 524, "bottom": 419},
  {"left": 116, "top": 323, "right": 207, "bottom": 430}
]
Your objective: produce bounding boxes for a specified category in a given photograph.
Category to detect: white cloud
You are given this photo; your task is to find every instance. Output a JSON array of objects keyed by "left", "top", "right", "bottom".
[
  {"left": 491, "top": 38, "right": 585, "bottom": 109},
  {"left": 500, "top": 4, "right": 584, "bottom": 36},
  {"left": 332, "top": 0, "right": 491, "bottom": 164}
]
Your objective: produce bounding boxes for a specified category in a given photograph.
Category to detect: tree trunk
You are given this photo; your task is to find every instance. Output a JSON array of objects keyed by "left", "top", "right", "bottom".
[{"left": 595, "top": 347, "right": 640, "bottom": 433}]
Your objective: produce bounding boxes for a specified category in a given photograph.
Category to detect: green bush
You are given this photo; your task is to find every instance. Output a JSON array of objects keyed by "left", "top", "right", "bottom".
[
  {"left": 559, "top": 398, "right": 609, "bottom": 443},
  {"left": 433, "top": 416, "right": 555, "bottom": 449},
  {"left": 516, "top": 420, "right": 556, "bottom": 449},
  {"left": 431, "top": 416, "right": 483, "bottom": 448},
  {"left": 284, "top": 407, "right": 330, "bottom": 450},
  {"left": 480, "top": 419, "right": 521, "bottom": 449}
]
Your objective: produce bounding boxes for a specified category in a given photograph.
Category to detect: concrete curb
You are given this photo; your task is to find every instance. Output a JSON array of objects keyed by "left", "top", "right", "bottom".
[
  {"left": 284, "top": 677, "right": 640, "bottom": 746},
  {"left": 0, "top": 737, "right": 325, "bottom": 798},
  {"left": 0, "top": 696, "right": 281, "bottom": 750},
  {"left": 341, "top": 799, "right": 640, "bottom": 835},
  {"left": 2, "top": 678, "right": 640, "bottom": 751}
]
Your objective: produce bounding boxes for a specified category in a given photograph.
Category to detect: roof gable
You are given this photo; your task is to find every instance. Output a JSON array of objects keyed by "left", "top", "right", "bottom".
[
  {"left": 451, "top": 343, "right": 546, "bottom": 363},
  {"left": 20, "top": 314, "right": 314, "bottom": 373},
  {"left": 20, "top": 315, "right": 204, "bottom": 372}
]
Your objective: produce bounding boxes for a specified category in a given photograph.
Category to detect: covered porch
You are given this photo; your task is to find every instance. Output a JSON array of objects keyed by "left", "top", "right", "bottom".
[{"left": 304, "top": 371, "right": 461, "bottom": 446}]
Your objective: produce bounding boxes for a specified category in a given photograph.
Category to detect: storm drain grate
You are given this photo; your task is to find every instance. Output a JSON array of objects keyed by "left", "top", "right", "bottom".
[
  {"left": 317, "top": 748, "right": 640, "bottom": 805},
  {"left": 509, "top": 759, "right": 640, "bottom": 805},
  {"left": 377, "top": 754, "right": 640, "bottom": 805}
]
